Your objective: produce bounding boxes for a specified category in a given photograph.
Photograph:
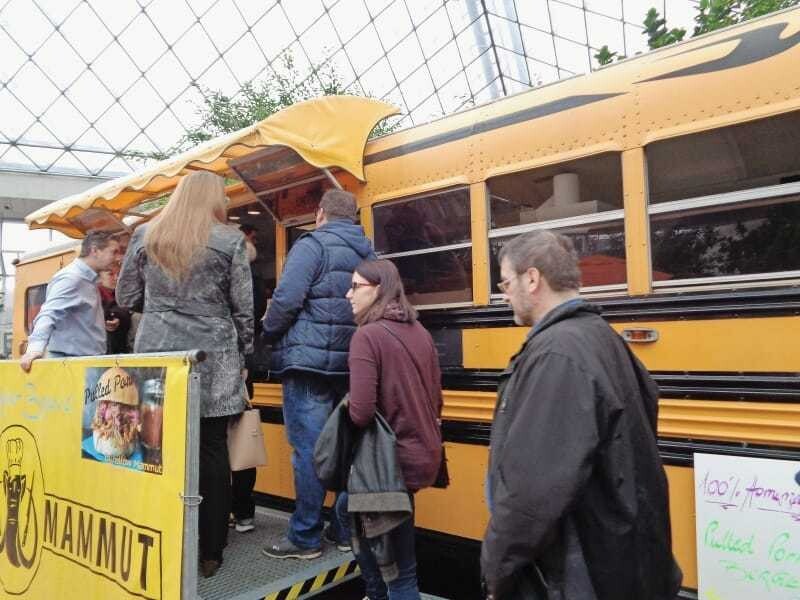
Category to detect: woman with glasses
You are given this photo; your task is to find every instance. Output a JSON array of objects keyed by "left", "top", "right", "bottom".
[
  {"left": 117, "top": 170, "right": 254, "bottom": 578},
  {"left": 345, "top": 259, "right": 443, "bottom": 600}
]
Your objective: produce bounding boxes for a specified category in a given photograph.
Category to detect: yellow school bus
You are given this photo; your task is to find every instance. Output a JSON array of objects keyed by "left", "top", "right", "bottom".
[{"left": 14, "top": 7, "right": 800, "bottom": 598}]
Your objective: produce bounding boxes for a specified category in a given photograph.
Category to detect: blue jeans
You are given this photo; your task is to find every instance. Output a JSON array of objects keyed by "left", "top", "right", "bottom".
[
  {"left": 354, "top": 504, "right": 420, "bottom": 600},
  {"left": 282, "top": 371, "right": 349, "bottom": 548}
]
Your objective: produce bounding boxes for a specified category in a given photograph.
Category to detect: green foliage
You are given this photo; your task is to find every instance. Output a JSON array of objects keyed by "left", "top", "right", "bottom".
[
  {"left": 137, "top": 195, "right": 170, "bottom": 213},
  {"left": 739, "top": 0, "right": 800, "bottom": 19},
  {"left": 694, "top": 0, "right": 739, "bottom": 35},
  {"left": 643, "top": 7, "right": 687, "bottom": 49},
  {"left": 693, "top": 0, "right": 799, "bottom": 35},
  {"left": 594, "top": 45, "right": 619, "bottom": 66},
  {"left": 131, "top": 52, "right": 399, "bottom": 162},
  {"left": 597, "top": 0, "right": 798, "bottom": 64}
]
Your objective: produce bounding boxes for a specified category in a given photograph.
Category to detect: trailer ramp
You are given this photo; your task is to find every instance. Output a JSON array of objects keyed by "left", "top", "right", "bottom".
[
  {"left": 197, "top": 507, "right": 357, "bottom": 600},
  {"left": 197, "top": 506, "right": 449, "bottom": 600}
]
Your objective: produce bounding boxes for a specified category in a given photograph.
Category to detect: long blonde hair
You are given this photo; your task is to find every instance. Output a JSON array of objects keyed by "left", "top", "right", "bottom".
[{"left": 144, "top": 171, "right": 227, "bottom": 281}]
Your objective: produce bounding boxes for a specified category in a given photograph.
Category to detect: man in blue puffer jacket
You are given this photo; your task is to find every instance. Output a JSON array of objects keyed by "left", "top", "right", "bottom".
[{"left": 262, "top": 189, "right": 375, "bottom": 559}]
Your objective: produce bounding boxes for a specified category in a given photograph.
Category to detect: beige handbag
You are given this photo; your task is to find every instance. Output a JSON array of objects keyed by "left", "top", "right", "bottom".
[{"left": 227, "top": 401, "right": 268, "bottom": 471}]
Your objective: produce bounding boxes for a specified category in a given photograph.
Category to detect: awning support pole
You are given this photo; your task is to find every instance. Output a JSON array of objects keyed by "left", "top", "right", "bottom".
[
  {"left": 255, "top": 196, "right": 280, "bottom": 222},
  {"left": 322, "top": 168, "right": 343, "bottom": 189}
]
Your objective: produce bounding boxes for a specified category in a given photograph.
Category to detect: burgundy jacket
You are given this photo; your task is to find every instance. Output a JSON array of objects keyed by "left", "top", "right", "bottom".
[{"left": 348, "top": 318, "right": 443, "bottom": 491}]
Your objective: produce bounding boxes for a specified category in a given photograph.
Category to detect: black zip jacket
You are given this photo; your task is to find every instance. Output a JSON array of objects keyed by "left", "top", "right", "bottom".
[
  {"left": 314, "top": 400, "right": 412, "bottom": 582},
  {"left": 481, "top": 300, "right": 682, "bottom": 600}
]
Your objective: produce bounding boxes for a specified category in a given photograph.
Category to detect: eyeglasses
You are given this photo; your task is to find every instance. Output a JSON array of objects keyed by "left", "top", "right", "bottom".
[
  {"left": 497, "top": 276, "right": 515, "bottom": 293},
  {"left": 351, "top": 281, "right": 376, "bottom": 292}
]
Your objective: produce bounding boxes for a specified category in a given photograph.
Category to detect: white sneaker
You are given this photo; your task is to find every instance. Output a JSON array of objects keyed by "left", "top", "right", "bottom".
[{"left": 235, "top": 518, "right": 255, "bottom": 533}]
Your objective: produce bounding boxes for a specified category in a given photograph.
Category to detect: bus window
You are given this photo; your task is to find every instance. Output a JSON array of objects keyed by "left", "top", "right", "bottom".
[
  {"left": 647, "top": 111, "right": 800, "bottom": 286},
  {"left": 373, "top": 187, "right": 472, "bottom": 307},
  {"left": 487, "top": 153, "right": 625, "bottom": 296},
  {"left": 25, "top": 284, "right": 47, "bottom": 335}
]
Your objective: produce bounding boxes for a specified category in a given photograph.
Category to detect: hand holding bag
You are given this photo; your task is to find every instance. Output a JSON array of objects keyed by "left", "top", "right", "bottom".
[
  {"left": 228, "top": 393, "right": 268, "bottom": 471},
  {"left": 313, "top": 397, "right": 357, "bottom": 492}
]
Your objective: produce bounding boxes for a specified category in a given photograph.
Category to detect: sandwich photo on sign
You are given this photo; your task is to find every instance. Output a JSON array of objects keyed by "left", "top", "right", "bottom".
[{"left": 80, "top": 366, "right": 166, "bottom": 475}]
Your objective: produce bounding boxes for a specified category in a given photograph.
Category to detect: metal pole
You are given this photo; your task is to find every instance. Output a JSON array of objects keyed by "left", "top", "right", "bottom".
[
  {"left": 322, "top": 168, "right": 343, "bottom": 190},
  {"left": 181, "top": 360, "right": 202, "bottom": 599}
]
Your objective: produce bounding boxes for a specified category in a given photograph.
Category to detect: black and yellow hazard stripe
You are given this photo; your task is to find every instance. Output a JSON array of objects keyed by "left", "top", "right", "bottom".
[{"left": 263, "top": 560, "right": 360, "bottom": 600}]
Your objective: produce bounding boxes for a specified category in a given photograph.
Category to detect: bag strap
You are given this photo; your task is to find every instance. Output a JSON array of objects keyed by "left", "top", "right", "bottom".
[
  {"left": 378, "top": 321, "right": 440, "bottom": 425},
  {"left": 242, "top": 372, "right": 253, "bottom": 411}
]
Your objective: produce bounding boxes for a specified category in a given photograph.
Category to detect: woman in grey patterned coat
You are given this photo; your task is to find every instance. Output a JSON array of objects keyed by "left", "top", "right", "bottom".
[{"left": 116, "top": 170, "right": 254, "bottom": 578}]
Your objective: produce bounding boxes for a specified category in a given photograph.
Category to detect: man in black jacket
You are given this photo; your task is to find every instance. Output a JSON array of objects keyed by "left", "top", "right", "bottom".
[{"left": 481, "top": 230, "right": 682, "bottom": 600}]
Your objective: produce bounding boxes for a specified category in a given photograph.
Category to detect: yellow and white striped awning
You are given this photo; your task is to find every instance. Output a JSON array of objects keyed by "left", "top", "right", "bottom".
[{"left": 26, "top": 95, "right": 398, "bottom": 238}]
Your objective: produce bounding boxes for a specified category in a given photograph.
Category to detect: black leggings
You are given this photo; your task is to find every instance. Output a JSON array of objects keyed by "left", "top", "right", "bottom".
[
  {"left": 231, "top": 468, "right": 257, "bottom": 520},
  {"left": 199, "top": 416, "right": 232, "bottom": 562}
]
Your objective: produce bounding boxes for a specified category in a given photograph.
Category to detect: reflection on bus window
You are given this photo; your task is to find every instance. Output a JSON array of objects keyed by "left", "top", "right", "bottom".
[
  {"left": 374, "top": 187, "right": 472, "bottom": 306},
  {"left": 391, "top": 249, "right": 473, "bottom": 306},
  {"left": 25, "top": 284, "right": 47, "bottom": 335},
  {"left": 648, "top": 111, "right": 800, "bottom": 204},
  {"left": 490, "top": 221, "right": 627, "bottom": 291},
  {"left": 374, "top": 189, "right": 471, "bottom": 254},
  {"left": 647, "top": 110, "right": 800, "bottom": 287},
  {"left": 488, "top": 153, "right": 623, "bottom": 229},
  {"left": 651, "top": 196, "right": 800, "bottom": 281},
  {"left": 487, "top": 153, "right": 625, "bottom": 292}
]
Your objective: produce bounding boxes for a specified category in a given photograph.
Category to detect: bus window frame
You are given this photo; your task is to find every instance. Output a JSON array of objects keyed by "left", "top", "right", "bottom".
[
  {"left": 648, "top": 180, "right": 800, "bottom": 290},
  {"left": 487, "top": 206, "right": 628, "bottom": 303},
  {"left": 372, "top": 185, "right": 474, "bottom": 309},
  {"left": 24, "top": 283, "right": 47, "bottom": 336},
  {"left": 485, "top": 152, "right": 628, "bottom": 301}
]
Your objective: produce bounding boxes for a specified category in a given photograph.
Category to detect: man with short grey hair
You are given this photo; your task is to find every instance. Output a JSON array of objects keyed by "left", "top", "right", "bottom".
[
  {"left": 481, "top": 230, "right": 682, "bottom": 599},
  {"left": 20, "top": 230, "right": 122, "bottom": 372}
]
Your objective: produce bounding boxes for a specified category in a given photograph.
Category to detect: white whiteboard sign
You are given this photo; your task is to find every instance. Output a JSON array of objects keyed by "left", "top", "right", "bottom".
[{"left": 694, "top": 453, "right": 800, "bottom": 600}]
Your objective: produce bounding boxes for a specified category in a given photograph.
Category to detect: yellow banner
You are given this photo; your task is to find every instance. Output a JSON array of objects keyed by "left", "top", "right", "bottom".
[{"left": 0, "top": 355, "right": 192, "bottom": 599}]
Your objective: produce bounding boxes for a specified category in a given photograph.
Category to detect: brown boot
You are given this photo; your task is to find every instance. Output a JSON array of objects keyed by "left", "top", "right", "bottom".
[{"left": 200, "top": 559, "right": 221, "bottom": 578}]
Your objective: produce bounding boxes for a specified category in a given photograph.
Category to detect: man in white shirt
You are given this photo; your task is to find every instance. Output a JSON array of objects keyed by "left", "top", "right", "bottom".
[{"left": 20, "top": 230, "right": 122, "bottom": 372}]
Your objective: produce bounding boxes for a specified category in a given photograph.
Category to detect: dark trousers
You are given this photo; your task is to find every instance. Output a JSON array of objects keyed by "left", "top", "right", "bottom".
[
  {"left": 231, "top": 467, "right": 256, "bottom": 520},
  {"left": 199, "top": 416, "right": 231, "bottom": 562}
]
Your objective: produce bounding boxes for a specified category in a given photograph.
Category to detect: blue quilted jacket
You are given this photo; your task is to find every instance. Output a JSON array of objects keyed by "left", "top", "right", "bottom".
[{"left": 263, "top": 219, "right": 375, "bottom": 375}]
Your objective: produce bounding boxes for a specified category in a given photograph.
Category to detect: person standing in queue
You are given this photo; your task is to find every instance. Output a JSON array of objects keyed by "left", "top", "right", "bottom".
[
  {"left": 228, "top": 224, "right": 267, "bottom": 534},
  {"left": 481, "top": 230, "right": 681, "bottom": 600},
  {"left": 20, "top": 229, "right": 122, "bottom": 371},
  {"left": 345, "top": 259, "right": 443, "bottom": 600},
  {"left": 116, "top": 171, "right": 254, "bottom": 579},
  {"left": 262, "top": 189, "right": 375, "bottom": 559},
  {"left": 97, "top": 234, "right": 132, "bottom": 355}
]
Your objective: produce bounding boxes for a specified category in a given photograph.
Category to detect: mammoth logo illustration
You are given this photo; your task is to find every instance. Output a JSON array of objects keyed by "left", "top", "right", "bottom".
[{"left": 0, "top": 426, "right": 44, "bottom": 595}]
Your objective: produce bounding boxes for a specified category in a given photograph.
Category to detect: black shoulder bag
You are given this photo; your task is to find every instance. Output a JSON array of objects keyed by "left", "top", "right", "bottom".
[{"left": 379, "top": 322, "right": 450, "bottom": 489}]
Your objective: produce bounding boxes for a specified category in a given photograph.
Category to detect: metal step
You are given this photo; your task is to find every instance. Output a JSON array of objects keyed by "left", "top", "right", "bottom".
[
  {"left": 197, "top": 507, "right": 358, "bottom": 600},
  {"left": 197, "top": 506, "right": 451, "bottom": 600}
]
